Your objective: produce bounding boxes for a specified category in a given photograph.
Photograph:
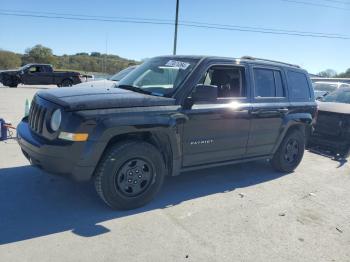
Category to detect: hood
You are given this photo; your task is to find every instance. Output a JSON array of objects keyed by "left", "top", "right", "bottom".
[
  {"left": 317, "top": 101, "right": 350, "bottom": 115},
  {"left": 73, "top": 79, "right": 116, "bottom": 88},
  {"left": 0, "top": 69, "right": 17, "bottom": 74},
  {"left": 37, "top": 86, "right": 175, "bottom": 111}
]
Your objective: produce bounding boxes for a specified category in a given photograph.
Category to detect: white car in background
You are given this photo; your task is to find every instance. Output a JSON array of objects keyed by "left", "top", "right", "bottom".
[
  {"left": 313, "top": 81, "right": 350, "bottom": 99},
  {"left": 74, "top": 65, "right": 137, "bottom": 88}
]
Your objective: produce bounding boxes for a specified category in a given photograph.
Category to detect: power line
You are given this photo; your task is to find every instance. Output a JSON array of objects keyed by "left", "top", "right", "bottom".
[
  {"left": 282, "top": 0, "right": 350, "bottom": 10},
  {"left": 0, "top": 8, "right": 347, "bottom": 37},
  {"left": 181, "top": 20, "right": 346, "bottom": 37},
  {"left": 180, "top": 22, "right": 350, "bottom": 39},
  {"left": 0, "top": 8, "right": 174, "bottom": 23},
  {"left": 318, "top": 0, "right": 350, "bottom": 5},
  {"left": 0, "top": 11, "right": 349, "bottom": 40}
]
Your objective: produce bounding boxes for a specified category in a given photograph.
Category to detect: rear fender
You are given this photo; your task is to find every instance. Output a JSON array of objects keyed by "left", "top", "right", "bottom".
[{"left": 272, "top": 113, "right": 312, "bottom": 154}]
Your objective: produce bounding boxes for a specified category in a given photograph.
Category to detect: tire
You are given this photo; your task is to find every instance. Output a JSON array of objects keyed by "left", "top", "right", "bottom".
[
  {"left": 61, "top": 79, "right": 73, "bottom": 87},
  {"left": 339, "top": 145, "right": 350, "bottom": 159},
  {"left": 94, "top": 140, "right": 166, "bottom": 210},
  {"left": 271, "top": 128, "right": 305, "bottom": 173},
  {"left": 3, "top": 79, "right": 17, "bottom": 88}
]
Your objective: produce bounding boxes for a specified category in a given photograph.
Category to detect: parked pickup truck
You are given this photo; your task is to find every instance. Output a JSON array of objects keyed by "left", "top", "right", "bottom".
[
  {"left": 17, "top": 55, "right": 317, "bottom": 210},
  {"left": 0, "top": 64, "right": 83, "bottom": 87}
]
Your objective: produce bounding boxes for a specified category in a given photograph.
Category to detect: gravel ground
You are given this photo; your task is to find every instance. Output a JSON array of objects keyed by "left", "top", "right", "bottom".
[{"left": 0, "top": 86, "right": 349, "bottom": 262}]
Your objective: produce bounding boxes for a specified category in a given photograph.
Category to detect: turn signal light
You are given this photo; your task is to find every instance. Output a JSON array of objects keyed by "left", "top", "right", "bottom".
[{"left": 59, "top": 132, "right": 89, "bottom": 141}]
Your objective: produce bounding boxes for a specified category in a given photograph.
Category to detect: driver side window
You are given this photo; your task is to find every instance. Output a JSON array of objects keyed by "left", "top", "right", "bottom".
[
  {"left": 200, "top": 66, "right": 245, "bottom": 98},
  {"left": 29, "top": 66, "right": 39, "bottom": 74}
]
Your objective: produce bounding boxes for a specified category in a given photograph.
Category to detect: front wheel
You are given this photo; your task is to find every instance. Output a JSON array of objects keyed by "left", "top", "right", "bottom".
[
  {"left": 8, "top": 83, "right": 18, "bottom": 88},
  {"left": 271, "top": 128, "right": 305, "bottom": 172},
  {"left": 61, "top": 79, "right": 73, "bottom": 87},
  {"left": 94, "top": 141, "right": 166, "bottom": 210}
]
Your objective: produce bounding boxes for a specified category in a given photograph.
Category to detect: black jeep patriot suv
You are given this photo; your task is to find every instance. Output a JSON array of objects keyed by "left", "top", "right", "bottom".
[{"left": 17, "top": 56, "right": 317, "bottom": 210}]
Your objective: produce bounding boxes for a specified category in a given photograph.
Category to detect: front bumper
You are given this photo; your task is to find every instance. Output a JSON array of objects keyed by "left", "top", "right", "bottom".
[{"left": 17, "top": 120, "right": 105, "bottom": 181}]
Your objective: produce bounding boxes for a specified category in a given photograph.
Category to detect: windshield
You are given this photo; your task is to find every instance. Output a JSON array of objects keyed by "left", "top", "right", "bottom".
[
  {"left": 321, "top": 89, "right": 350, "bottom": 104},
  {"left": 313, "top": 82, "right": 338, "bottom": 92},
  {"left": 110, "top": 66, "right": 136, "bottom": 81},
  {"left": 19, "top": 64, "right": 32, "bottom": 71},
  {"left": 118, "top": 57, "right": 199, "bottom": 96}
]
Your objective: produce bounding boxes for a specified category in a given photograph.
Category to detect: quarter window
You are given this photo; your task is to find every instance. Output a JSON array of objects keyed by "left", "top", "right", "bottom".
[
  {"left": 287, "top": 71, "right": 310, "bottom": 99},
  {"left": 254, "top": 68, "right": 285, "bottom": 98}
]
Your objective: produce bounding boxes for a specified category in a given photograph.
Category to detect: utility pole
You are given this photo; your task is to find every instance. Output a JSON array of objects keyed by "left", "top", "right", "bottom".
[{"left": 173, "top": 0, "right": 179, "bottom": 55}]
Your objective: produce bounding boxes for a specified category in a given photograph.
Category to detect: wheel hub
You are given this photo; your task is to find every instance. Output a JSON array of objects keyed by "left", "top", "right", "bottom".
[
  {"left": 284, "top": 138, "right": 299, "bottom": 163},
  {"left": 115, "top": 159, "right": 153, "bottom": 197}
]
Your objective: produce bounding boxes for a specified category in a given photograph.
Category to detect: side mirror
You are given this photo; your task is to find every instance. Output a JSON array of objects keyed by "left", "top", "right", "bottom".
[{"left": 192, "top": 84, "right": 218, "bottom": 102}]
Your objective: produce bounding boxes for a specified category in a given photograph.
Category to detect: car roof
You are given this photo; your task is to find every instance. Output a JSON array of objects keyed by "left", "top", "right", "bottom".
[{"left": 156, "top": 55, "right": 304, "bottom": 71}]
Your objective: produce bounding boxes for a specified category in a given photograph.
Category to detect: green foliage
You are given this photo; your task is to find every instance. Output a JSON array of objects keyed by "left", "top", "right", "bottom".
[
  {"left": 0, "top": 45, "right": 138, "bottom": 74},
  {"left": 0, "top": 50, "right": 22, "bottom": 69},
  {"left": 55, "top": 53, "right": 137, "bottom": 74},
  {"left": 22, "top": 44, "right": 57, "bottom": 65},
  {"left": 318, "top": 69, "right": 337, "bottom": 78},
  {"left": 337, "top": 68, "right": 350, "bottom": 78}
]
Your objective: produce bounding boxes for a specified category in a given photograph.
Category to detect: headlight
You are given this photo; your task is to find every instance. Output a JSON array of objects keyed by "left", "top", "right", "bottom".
[{"left": 50, "top": 109, "right": 61, "bottom": 132}]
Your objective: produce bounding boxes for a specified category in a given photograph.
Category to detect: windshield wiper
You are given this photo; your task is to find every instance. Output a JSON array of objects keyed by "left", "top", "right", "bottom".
[{"left": 118, "top": 85, "right": 162, "bottom": 96}]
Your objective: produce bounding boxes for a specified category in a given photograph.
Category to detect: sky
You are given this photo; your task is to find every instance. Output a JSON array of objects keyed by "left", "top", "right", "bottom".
[{"left": 0, "top": 0, "right": 349, "bottom": 74}]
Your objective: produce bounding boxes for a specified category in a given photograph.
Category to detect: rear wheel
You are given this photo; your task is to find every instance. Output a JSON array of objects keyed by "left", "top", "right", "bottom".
[
  {"left": 94, "top": 141, "right": 165, "bottom": 210},
  {"left": 339, "top": 145, "right": 350, "bottom": 159},
  {"left": 271, "top": 128, "right": 305, "bottom": 172},
  {"left": 61, "top": 79, "right": 73, "bottom": 87}
]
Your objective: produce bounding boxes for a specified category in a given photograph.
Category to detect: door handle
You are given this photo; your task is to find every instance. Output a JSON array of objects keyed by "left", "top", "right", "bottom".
[
  {"left": 250, "top": 109, "right": 261, "bottom": 115},
  {"left": 277, "top": 108, "right": 289, "bottom": 114}
]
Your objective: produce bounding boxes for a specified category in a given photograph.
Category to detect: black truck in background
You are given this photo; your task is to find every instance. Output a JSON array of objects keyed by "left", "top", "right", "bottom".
[{"left": 0, "top": 64, "right": 83, "bottom": 87}]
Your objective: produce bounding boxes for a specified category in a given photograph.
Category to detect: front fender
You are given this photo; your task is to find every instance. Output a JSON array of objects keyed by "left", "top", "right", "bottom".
[{"left": 81, "top": 109, "right": 185, "bottom": 176}]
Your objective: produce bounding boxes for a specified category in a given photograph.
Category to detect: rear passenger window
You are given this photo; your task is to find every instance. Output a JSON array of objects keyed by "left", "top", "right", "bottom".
[
  {"left": 287, "top": 71, "right": 310, "bottom": 99},
  {"left": 254, "top": 68, "right": 285, "bottom": 98}
]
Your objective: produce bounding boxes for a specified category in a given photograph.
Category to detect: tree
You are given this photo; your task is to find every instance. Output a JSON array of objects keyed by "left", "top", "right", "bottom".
[
  {"left": 337, "top": 68, "right": 350, "bottom": 78},
  {"left": 318, "top": 69, "right": 337, "bottom": 78},
  {"left": 76, "top": 52, "right": 89, "bottom": 56},
  {"left": 0, "top": 50, "right": 22, "bottom": 69},
  {"left": 22, "top": 44, "right": 57, "bottom": 65},
  {"left": 90, "top": 52, "right": 101, "bottom": 57}
]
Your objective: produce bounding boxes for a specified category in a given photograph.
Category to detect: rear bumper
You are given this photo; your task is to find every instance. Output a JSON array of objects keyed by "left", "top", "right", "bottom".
[
  {"left": 17, "top": 121, "right": 105, "bottom": 181},
  {"left": 309, "top": 132, "right": 350, "bottom": 153}
]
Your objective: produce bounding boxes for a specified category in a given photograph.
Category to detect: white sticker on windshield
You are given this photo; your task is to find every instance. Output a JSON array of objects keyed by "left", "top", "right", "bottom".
[{"left": 165, "top": 60, "right": 190, "bottom": 70}]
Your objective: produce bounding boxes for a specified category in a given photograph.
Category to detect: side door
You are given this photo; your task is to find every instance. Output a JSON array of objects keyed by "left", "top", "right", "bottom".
[
  {"left": 181, "top": 65, "right": 252, "bottom": 167},
  {"left": 21, "top": 66, "right": 47, "bottom": 85},
  {"left": 40, "top": 66, "right": 54, "bottom": 85},
  {"left": 21, "top": 66, "right": 37, "bottom": 84},
  {"left": 246, "top": 65, "right": 290, "bottom": 157}
]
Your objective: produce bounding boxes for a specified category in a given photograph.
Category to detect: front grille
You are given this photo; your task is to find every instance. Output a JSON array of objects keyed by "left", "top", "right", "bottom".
[{"left": 28, "top": 100, "right": 47, "bottom": 134}]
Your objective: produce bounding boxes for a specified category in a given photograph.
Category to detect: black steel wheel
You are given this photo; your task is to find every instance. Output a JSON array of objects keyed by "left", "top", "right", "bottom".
[
  {"left": 271, "top": 128, "right": 305, "bottom": 172},
  {"left": 61, "top": 79, "right": 73, "bottom": 87},
  {"left": 115, "top": 158, "right": 154, "bottom": 197},
  {"left": 284, "top": 138, "right": 300, "bottom": 164},
  {"left": 94, "top": 140, "right": 165, "bottom": 210}
]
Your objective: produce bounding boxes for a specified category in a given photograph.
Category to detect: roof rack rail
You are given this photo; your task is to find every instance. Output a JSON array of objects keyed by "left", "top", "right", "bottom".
[{"left": 240, "top": 56, "right": 300, "bottom": 68}]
